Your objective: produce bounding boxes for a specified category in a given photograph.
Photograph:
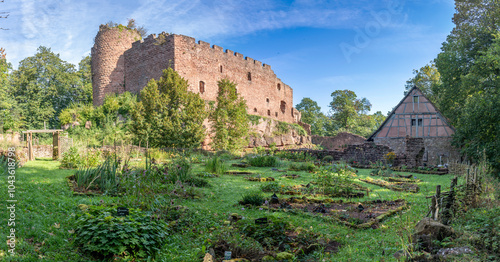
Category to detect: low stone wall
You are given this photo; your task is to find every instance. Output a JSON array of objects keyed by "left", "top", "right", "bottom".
[
  {"left": 286, "top": 141, "right": 392, "bottom": 164},
  {"left": 374, "top": 137, "right": 461, "bottom": 167},
  {"left": 33, "top": 145, "right": 53, "bottom": 158},
  {"left": 311, "top": 132, "right": 366, "bottom": 151}
]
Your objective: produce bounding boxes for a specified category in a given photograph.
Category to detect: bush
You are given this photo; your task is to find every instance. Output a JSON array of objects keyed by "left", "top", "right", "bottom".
[
  {"left": 247, "top": 155, "right": 280, "bottom": 167},
  {"left": 237, "top": 217, "right": 291, "bottom": 248},
  {"left": 240, "top": 192, "right": 265, "bottom": 206},
  {"left": 274, "top": 151, "right": 315, "bottom": 162},
  {"left": 288, "top": 162, "right": 316, "bottom": 172},
  {"left": 315, "top": 165, "right": 356, "bottom": 195},
  {"left": 73, "top": 206, "right": 168, "bottom": 260},
  {"left": 260, "top": 182, "right": 290, "bottom": 194},
  {"left": 322, "top": 155, "right": 334, "bottom": 163},
  {"left": 61, "top": 147, "right": 82, "bottom": 169},
  {"left": 205, "top": 155, "right": 227, "bottom": 175}
]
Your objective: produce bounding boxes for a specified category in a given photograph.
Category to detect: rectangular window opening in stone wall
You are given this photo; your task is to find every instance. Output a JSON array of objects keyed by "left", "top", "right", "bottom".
[
  {"left": 266, "top": 98, "right": 269, "bottom": 106},
  {"left": 280, "top": 101, "right": 286, "bottom": 113},
  {"left": 275, "top": 112, "right": 278, "bottom": 117},
  {"left": 277, "top": 83, "right": 281, "bottom": 90},
  {"left": 247, "top": 72, "right": 252, "bottom": 81},
  {"left": 220, "top": 65, "right": 223, "bottom": 73},
  {"left": 199, "top": 81, "right": 205, "bottom": 94},
  {"left": 267, "top": 110, "right": 271, "bottom": 116}
]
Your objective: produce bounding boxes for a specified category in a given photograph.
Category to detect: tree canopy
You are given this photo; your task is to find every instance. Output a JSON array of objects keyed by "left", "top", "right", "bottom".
[
  {"left": 209, "top": 79, "right": 249, "bottom": 151},
  {"left": 130, "top": 67, "right": 207, "bottom": 148}
]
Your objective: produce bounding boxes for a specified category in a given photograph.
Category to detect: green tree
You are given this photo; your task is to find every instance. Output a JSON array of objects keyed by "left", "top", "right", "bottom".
[
  {"left": 434, "top": 0, "right": 500, "bottom": 123},
  {"left": 209, "top": 78, "right": 249, "bottom": 151},
  {"left": 77, "top": 55, "right": 93, "bottom": 104},
  {"left": 295, "top": 97, "right": 329, "bottom": 136},
  {"left": 10, "top": 46, "right": 89, "bottom": 129},
  {"left": 428, "top": 0, "right": 500, "bottom": 174},
  {"left": 0, "top": 48, "right": 22, "bottom": 131},
  {"left": 130, "top": 67, "right": 207, "bottom": 148},
  {"left": 405, "top": 62, "right": 441, "bottom": 101},
  {"left": 451, "top": 34, "right": 500, "bottom": 175},
  {"left": 329, "top": 90, "right": 371, "bottom": 128}
]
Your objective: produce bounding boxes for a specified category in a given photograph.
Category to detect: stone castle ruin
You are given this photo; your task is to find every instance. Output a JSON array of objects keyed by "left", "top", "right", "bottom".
[{"left": 91, "top": 25, "right": 301, "bottom": 125}]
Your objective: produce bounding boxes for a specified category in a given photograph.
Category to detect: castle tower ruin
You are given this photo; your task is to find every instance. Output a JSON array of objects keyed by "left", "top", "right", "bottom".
[{"left": 91, "top": 25, "right": 141, "bottom": 106}]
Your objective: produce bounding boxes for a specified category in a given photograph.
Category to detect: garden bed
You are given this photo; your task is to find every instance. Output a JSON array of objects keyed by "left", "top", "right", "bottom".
[
  {"left": 268, "top": 197, "right": 407, "bottom": 229},
  {"left": 360, "top": 178, "right": 419, "bottom": 193}
]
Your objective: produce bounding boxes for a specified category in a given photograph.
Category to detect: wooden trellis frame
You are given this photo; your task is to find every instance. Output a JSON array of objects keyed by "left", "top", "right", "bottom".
[{"left": 22, "top": 129, "right": 63, "bottom": 161}]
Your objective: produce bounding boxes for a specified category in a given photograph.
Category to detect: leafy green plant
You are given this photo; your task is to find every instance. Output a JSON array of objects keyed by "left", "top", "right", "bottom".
[
  {"left": 322, "top": 155, "right": 334, "bottom": 163},
  {"left": 275, "top": 151, "right": 315, "bottom": 162},
  {"left": 288, "top": 162, "right": 317, "bottom": 172},
  {"left": 260, "top": 182, "right": 290, "bottom": 193},
  {"left": 237, "top": 216, "right": 292, "bottom": 249},
  {"left": 205, "top": 155, "right": 227, "bottom": 175},
  {"left": 60, "top": 146, "right": 82, "bottom": 169},
  {"left": 239, "top": 192, "right": 265, "bottom": 206},
  {"left": 315, "top": 165, "right": 356, "bottom": 195},
  {"left": 73, "top": 206, "right": 168, "bottom": 260}
]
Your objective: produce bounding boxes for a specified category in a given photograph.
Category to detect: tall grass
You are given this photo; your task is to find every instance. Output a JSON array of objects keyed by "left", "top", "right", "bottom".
[
  {"left": 205, "top": 155, "right": 227, "bottom": 175},
  {"left": 74, "top": 157, "right": 119, "bottom": 194}
]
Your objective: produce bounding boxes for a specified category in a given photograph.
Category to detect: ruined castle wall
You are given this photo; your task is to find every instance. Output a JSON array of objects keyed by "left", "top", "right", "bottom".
[
  {"left": 171, "top": 35, "right": 296, "bottom": 123},
  {"left": 91, "top": 26, "right": 141, "bottom": 106},
  {"left": 93, "top": 28, "right": 298, "bottom": 124},
  {"left": 374, "top": 137, "right": 461, "bottom": 166},
  {"left": 124, "top": 33, "right": 175, "bottom": 93}
]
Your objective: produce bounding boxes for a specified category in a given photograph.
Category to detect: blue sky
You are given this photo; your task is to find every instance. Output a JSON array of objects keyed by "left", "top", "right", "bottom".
[{"left": 0, "top": 0, "right": 456, "bottom": 115}]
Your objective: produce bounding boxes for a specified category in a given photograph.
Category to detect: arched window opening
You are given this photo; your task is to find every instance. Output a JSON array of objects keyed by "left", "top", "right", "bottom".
[
  {"left": 267, "top": 110, "right": 271, "bottom": 116},
  {"left": 280, "top": 101, "right": 286, "bottom": 113},
  {"left": 253, "top": 108, "right": 257, "bottom": 112},
  {"left": 199, "top": 81, "right": 205, "bottom": 94},
  {"left": 266, "top": 98, "right": 270, "bottom": 106}
]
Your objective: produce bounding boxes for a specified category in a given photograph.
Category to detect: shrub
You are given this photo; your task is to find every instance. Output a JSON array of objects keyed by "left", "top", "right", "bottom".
[
  {"left": 205, "top": 155, "right": 227, "bottom": 175},
  {"left": 240, "top": 192, "right": 265, "bottom": 206},
  {"left": 60, "top": 147, "right": 82, "bottom": 169},
  {"left": 288, "top": 162, "right": 316, "bottom": 172},
  {"left": 322, "top": 155, "right": 334, "bottom": 163},
  {"left": 274, "top": 151, "right": 315, "bottom": 162},
  {"left": 237, "top": 217, "right": 291, "bottom": 248},
  {"left": 247, "top": 155, "right": 279, "bottom": 167},
  {"left": 260, "top": 182, "right": 290, "bottom": 194},
  {"left": 73, "top": 206, "right": 168, "bottom": 260},
  {"left": 170, "top": 157, "right": 192, "bottom": 182},
  {"left": 315, "top": 165, "right": 356, "bottom": 195}
]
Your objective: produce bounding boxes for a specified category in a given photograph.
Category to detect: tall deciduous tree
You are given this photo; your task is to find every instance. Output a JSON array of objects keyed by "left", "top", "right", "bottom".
[
  {"left": 130, "top": 67, "right": 207, "bottom": 148},
  {"left": 209, "top": 78, "right": 249, "bottom": 151},
  {"left": 405, "top": 62, "right": 441, "bottom": 101},
  {"left": 428, "top": 0, "right": 500, "bottom": 174},
  {"left": 10, "top": 46, "right": 89, "bottom": 129},
  {"left": 0, "top": 48, "right": 21, "bottom": 131},
  {"left": 329, "top": 90, "right": 371, "bottom": 128},
  {"left": 295, "top": 97, "right": 329, "bottom": 136}
]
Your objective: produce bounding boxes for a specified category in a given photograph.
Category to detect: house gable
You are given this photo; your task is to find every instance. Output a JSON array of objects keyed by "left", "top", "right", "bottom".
[{"left": 368, "top": 86, "right": 455, "bottom": 141}]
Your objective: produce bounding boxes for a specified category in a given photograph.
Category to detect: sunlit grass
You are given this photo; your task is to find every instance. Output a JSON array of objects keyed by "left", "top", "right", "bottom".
[{"left": 0, "top": 158, "right": 461, "bottom": 261}]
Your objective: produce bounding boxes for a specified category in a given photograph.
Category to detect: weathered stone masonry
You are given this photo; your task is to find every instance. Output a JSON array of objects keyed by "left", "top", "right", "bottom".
[{"left": 92, "top": 25, "right": 300, "bottom": 124}]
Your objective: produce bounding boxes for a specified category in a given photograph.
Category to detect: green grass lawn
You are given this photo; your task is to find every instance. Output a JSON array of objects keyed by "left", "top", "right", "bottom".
[{"left": 0, "top": 159, "right": 460, "bottom": 261}]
